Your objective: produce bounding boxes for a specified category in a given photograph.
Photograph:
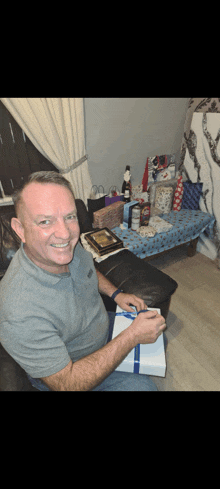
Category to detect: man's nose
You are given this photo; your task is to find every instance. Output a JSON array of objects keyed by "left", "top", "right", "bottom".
[{"left": 54, "top": 219, "right": 71, "bottom": 239}]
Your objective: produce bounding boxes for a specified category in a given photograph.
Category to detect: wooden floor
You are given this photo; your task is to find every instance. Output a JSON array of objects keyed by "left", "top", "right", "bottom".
[{"left": 145, "top": 245, "right": 220, "bottom": 391}]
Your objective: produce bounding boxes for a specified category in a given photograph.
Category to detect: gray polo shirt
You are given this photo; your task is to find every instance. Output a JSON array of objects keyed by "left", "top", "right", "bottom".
[{"left": 0, "top": 242, "right": 109, "bottom": 378}]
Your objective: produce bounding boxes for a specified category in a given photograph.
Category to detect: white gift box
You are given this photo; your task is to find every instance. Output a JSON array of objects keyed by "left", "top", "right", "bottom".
[{"left": 112, "top": 306, "right": 166, "bottom": 377}]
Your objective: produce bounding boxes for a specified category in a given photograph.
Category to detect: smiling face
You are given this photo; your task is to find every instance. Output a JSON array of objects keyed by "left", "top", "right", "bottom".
[{"left": 11, "top": 182, "right": 80, "bottom": 274}]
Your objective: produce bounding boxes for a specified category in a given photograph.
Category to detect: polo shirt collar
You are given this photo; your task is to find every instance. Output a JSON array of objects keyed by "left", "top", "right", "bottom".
[{"left": 19, "top": 242, "right": 80, "bottom": 286}]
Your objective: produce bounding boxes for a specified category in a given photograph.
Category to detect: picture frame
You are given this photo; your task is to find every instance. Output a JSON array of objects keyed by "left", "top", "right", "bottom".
[{"left": 84, "top": 227, "right": 124, "bottom": 256}]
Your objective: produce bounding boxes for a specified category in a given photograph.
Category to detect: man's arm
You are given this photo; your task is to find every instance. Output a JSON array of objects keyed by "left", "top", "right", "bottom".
[
  {"left": 96, "top": 269, "right": 117, "bottom": 298},
  {"left": 96, "top": 269, "right": 147, "bottom": 312},
  {"left": 41, "top": 309, "right": 166, "bottom": 391}
]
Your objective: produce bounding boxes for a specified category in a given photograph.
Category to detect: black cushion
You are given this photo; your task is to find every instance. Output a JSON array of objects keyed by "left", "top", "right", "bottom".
[{"left": 95, "top": 248, "right": 177, "bottom": 307}]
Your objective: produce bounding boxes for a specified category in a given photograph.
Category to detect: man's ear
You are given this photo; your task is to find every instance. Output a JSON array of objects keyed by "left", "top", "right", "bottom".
[{"left": 11, "top": 217, "right": 25, "bottom": 243}]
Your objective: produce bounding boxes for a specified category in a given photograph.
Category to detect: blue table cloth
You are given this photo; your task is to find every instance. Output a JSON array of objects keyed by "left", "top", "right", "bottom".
[{"left": 112, "top": 209, "right": 215, "bottom": 259}]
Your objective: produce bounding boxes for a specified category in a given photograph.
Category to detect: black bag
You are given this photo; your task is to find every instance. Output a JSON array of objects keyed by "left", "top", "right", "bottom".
[{"left": 87, "top": 185, "right": 106, "bottom": 224}]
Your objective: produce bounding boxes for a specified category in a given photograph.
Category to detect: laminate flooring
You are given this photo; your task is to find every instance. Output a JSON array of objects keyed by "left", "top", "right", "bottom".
[{"left": 144, "top": 245, "right": 220, "bottom": 391}]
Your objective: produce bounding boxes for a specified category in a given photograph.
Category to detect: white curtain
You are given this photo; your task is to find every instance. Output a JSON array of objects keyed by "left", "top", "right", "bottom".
[
  {"left": 0, "top": 98, "right": 92, "bottom": 204},
  {"left": 180, "top": 100, "right": 220, "bottom": 261}
]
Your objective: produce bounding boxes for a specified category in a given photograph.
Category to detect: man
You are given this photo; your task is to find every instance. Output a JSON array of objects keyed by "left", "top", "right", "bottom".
[{"left": 0, "top": 171, "right": 166, "bottom": 391}]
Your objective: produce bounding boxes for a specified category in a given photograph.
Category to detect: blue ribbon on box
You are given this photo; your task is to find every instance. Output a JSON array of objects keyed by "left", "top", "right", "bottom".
[
  {"left": 115, "top": 311, "right": 137, "bottom": 320},
  {"left": 115, "top": 309, "right": 149, "bottom": 320},
  {"left": 116, "top": 310, "right": 141, "bottom": 374},
  {"left": 134, "top": 344, "right": 140, "bottom": 373}
]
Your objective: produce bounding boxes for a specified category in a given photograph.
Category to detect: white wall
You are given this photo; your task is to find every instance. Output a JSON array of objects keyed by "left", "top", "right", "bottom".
[{"left": 84, "top": 97, "right": 189, "bottom": 193}]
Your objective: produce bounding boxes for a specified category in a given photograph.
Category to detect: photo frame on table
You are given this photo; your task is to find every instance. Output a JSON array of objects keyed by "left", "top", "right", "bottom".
[
  {"left": 84, "top": 228, "right": 124, "bottom": 256},
  {"left": 149, "top": 178, "right": 178, "bottom": 217}
]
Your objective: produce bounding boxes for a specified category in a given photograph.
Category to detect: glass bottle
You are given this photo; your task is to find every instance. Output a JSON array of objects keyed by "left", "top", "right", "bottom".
[{"left": 122, "top": 165, "right": 132, "bottom": 197}]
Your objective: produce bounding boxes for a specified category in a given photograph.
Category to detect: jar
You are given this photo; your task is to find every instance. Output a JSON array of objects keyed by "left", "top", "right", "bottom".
[{"left": 131, "top": 205, "right": 140, "bottom": 231}]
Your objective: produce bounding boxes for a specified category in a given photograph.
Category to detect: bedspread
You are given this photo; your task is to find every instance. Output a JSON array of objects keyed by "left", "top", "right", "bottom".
[{"left": 112, "top": 209, "right": 215, "bottom": 259}]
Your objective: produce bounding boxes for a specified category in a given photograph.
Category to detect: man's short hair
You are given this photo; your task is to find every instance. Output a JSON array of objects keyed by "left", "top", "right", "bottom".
[{"left": 12, "top": 171, "right": 75, "bottom": 217}]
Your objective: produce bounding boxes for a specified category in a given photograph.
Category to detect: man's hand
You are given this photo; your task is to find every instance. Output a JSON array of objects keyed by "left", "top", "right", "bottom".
[
  {"left": 96, "top": 271, "right": 148, "bottom": 313},
  {"left": 114, "top": 292, "right": 166, "bottom": 344},
  {"left": 114, "top": 292, "right": 147, "bottom": 313},
  {"left": 129, "top": 310, "right": 166, "bottom": 344}
]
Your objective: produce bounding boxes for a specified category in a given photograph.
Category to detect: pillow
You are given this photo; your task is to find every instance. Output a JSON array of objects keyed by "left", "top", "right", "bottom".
[
  {"left": 173, "top": 175, "right": 184, "bottom": 211},
  {"left": 181, "top": 181, "right": 203, "bottom": 210}
]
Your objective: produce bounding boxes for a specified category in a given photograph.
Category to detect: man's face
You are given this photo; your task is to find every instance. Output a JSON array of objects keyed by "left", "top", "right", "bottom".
[{"left": 12, "top": 182, "right": 80, "bottom": 274}]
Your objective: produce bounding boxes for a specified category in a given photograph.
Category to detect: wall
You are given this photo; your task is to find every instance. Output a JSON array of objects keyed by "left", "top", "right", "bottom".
[{"left": 84, "top": 98, "right": 189, "bottom": 193}]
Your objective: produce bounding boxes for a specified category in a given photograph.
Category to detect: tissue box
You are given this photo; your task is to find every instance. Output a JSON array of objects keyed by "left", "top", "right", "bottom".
[
  {"left": 112, "top": 306, "right": 166, "bottom": 377},
  {"left": 93, "top": 201, "right": 125, "bottom": 229}
]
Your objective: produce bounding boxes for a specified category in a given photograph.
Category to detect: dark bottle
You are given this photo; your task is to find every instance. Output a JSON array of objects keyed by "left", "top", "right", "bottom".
[{"left": 122, "top": 165, "right": 132, "bottom": 198}]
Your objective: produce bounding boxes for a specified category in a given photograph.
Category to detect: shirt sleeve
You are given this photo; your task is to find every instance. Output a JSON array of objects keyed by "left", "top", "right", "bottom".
[{"left": 0, "top": 317, "right": 71, "bottom": 378}]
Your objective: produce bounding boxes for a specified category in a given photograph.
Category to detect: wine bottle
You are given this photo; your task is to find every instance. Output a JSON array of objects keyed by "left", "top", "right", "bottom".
[{"left": 122, "top": 165, "right": 132, "bottom": 197}]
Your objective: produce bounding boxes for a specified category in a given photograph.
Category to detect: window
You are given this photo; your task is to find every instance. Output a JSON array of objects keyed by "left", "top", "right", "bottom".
[{"left": 0, "top": 101, "right": 59, "bottom": 199}]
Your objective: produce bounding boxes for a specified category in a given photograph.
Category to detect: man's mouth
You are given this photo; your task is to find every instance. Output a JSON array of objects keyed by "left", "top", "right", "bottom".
[{"left": 50, "top": 242, "right": 70, "bottom": 248}]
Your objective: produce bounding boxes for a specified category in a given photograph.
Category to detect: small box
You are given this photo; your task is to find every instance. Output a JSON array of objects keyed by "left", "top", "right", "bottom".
[
  {"left": 93, "top": 201, "right": 125, "bottom": 229},
  {"left": 112, "top": 306, "right": 166, "bottom": 377},
  {"left": 123, "top": 200, "right": 138, "bottom": 229}
]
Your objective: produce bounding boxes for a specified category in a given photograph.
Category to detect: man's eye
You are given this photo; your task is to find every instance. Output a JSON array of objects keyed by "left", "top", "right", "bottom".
[
  {"left": 39, "top": 220, "right": 50, "bottom": 225},
  {"left": 66, "top": 214, "right": 77, "bottom": 221}
]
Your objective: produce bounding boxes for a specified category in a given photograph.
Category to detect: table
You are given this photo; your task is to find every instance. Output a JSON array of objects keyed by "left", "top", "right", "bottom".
[{"left": 112, "top": 209, "right": 216, "bottom": 260}]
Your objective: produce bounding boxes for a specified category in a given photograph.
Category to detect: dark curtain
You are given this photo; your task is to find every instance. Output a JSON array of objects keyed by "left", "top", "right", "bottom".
[{"left": 0, "top": 101, "right": 59, "bottom": 197}]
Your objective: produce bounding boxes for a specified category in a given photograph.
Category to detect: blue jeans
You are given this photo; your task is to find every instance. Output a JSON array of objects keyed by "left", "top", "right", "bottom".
[{"left": 27, "top": 312, "right": 165, "bottom": 391}]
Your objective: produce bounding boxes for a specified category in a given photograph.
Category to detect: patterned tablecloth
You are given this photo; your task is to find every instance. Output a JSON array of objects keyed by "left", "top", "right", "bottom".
[{"left": 112, "top": 209, "right": 215, "bottom": 259}]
